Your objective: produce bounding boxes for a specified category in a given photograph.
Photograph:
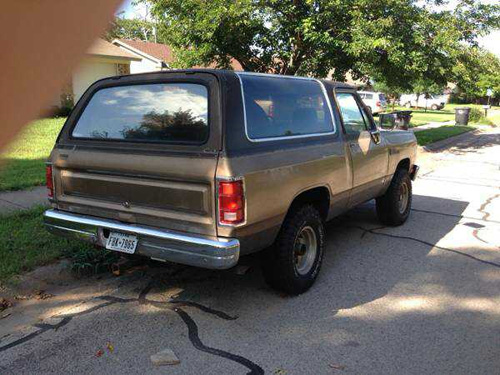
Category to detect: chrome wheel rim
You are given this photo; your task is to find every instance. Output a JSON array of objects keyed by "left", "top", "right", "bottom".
[
  {"left": 294, "top": 226, "right": 317, "bottom": 275},
  {"left": 398, "top": 182, "right": 409, "bottom": 214}
]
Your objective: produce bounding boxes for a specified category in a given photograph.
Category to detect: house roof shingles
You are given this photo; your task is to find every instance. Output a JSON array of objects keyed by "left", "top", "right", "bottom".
[
  {"left": 115, "top": 38, "right": 243, "bottom": 71},
  {"left": 116, "top": 39, "right": 174, "bottom": 64},
  {"left": 87, "top": 39, "right": 140, "bottom": 61}
]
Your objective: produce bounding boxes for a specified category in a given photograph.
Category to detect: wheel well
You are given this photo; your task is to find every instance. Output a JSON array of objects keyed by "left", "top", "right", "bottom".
[
  {"left": 287, "top": 187, "right": 330, "bottom": 222},
  {"left": 396, "top": 158, "right": 410, "bottom": 172}
]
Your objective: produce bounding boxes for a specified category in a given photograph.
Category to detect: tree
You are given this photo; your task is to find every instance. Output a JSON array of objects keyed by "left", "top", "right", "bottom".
[
  {"left": 452, "top": 47, "right": 500, "bottom": 103},
  {"left": 104, "top": 17, "right": 159, "bottom": 42},
  {"left": 142, "top": 0, "right": 499, "bottom": 88}
]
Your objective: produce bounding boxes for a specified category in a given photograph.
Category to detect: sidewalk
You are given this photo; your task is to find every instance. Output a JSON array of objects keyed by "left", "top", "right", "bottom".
[
  {"left": 0, "top": 186, "right": 47, "bottom": 215},
  {"left": 411, "top": 120, "right": 454, "bottom": 132}
]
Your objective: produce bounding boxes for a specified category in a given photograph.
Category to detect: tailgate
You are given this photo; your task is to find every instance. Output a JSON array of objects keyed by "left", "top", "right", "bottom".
[{"left": 51, "top": 72, "right": 221, "bottom": 236}]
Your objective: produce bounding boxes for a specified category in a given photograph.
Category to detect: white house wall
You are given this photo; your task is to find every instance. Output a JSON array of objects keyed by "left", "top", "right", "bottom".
[
  {"left": 129, "top": 58, "right": 161, "bottom": 74},
  {"left": 72, "top": 59, "right": 118, "bottom": 102}
]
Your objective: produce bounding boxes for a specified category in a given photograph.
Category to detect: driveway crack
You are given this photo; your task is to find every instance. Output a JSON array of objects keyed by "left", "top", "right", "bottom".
[{"left": 349, "top": 225, "right": 500, "bottom": 268}]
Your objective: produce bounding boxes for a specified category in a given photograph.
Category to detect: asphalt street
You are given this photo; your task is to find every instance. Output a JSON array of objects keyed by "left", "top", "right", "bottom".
[{"left": 1, "top": 129, "right": 499, "bottom": 375}]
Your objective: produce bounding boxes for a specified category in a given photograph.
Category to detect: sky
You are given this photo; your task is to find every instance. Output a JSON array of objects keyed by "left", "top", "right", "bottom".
[{"left": 117, "top": 0, "right": 499, "bottom": 57}]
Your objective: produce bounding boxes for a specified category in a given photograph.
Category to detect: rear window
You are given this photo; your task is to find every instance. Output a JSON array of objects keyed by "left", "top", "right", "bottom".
[
  {"left": 239, "top": 74, "right": 334, "bottom": 140},
  {"left": 72, "top": 83, "right": 209, "bottom": 144}
]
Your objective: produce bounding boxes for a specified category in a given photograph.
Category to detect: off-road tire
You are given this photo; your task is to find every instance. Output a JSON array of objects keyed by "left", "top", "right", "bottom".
[
  {"left": 376, "top": 168, "right": 412, "bottom": 226},
  {"left": 261, "top": 205, "right": 325, "bottom": 295}
]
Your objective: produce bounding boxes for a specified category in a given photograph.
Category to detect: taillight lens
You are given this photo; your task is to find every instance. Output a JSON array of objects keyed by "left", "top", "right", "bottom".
[
  {"left": 45, "top": 165, "right": 54, "bottom": 198},
  {"left": 376, "top": 101, "right": 381, "bottom": 107},
  {"left": 218, "top": 180, "right": 245, "bottom": 225}
]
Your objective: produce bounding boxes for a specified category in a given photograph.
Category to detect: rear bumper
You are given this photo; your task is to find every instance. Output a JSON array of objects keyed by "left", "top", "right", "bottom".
[{"left": 43, "top": 209, "right": 239, "bottom": 270}]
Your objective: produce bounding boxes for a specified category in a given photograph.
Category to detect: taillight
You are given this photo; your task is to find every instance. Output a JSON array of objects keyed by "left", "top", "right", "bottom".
[
  {"left": 376, "top": 101, "right": 381, "bottom": 107},
  {"left": 218, "top": 179, "right": 245, "bottom": 225},
  {"left": 45, "top": 165, "right": 54, "bottom": 198}
]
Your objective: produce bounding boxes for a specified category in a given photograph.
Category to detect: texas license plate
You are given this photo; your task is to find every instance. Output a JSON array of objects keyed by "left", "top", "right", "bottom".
[{"left": 105, "top": 232, "right": 138, "bottom": 254}]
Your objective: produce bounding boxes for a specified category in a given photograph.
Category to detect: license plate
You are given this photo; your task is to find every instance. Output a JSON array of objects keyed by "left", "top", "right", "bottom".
[{"left": 105, "top": 232, "right": 138, "bottom": 254}]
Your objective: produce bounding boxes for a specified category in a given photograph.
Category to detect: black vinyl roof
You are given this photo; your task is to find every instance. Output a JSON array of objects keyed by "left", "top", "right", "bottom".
[{"left": 108, "top": 68, "right": 356, "bottom": 90}]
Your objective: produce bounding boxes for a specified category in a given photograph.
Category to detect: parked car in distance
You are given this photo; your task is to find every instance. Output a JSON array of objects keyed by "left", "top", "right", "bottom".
[
  {"left": 400, "top": 94, "right": 445, "bottom": 110},
  {"left": 358, "top": 91, "right": 387, "bottom": 114},
  {"left": 43, "top": 70, "right": 418, "bottom": 295}
]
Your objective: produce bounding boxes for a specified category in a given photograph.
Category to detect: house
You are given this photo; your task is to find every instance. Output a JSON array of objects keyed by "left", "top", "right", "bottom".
[
  {"left": 112, "top": 38, "right": 243, "bottom": 73},
  {"left": 53, "top": 38, "right": 140, "bottom": 111},
  {"left": 112, "top": 39, "right": 172, "bottom": 73},
  {"left": 51, "top": 39, "right": 243, "bottom": 114}
]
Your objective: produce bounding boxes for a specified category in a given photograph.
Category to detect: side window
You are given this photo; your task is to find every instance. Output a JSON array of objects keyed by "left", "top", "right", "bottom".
[
  {"left": 239, "top": 75, "right": 335, "bottom": 140},
  {"left": 335, "top": 93, "right": 368, "bottom": 135},
  {"left": 359, "top": 93, "right": 365, "bottom": 99},
  {"left": 366, "top": 93, "right": 373, "bottom": 100}
]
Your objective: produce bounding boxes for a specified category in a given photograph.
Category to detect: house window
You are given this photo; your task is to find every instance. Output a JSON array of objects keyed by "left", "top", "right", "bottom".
[{"left": 116, "top": 64, "right": 130, "bottom": 75}]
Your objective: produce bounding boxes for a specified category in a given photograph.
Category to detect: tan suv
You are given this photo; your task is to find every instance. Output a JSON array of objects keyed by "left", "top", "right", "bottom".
[{"left": 44, "top": 70, "right": 418, "bottom": 294}]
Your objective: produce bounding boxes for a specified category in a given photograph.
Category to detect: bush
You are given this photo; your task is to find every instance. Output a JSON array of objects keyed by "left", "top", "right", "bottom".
[
  {"left": 468, "top": 108, "right": 483, "bottom": 123},
  {"left": 468, "top": 107, "right": 494, "bottom": 125}
]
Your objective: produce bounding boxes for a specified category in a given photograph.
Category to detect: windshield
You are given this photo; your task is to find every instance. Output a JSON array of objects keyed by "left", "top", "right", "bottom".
[{"left": 72, "top": 83, "right": 209, "bottom": 144}]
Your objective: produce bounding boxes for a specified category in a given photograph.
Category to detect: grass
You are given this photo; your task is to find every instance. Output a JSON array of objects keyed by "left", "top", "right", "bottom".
[
  {"left": 0, "top": 117, "right": 66, "bottom": 191},
  {"left": 0, "top": 206, "right": 118, "bottom": 283},
  {"left": 414, "top": 125, "right": 474, "bottom": 146},
  {"left": 382, "top": 104, "right": 500, "bottom": 128},
  {"left": 381, "top": 106, "right": 454, "bottom": 127},
  {"left": 409, "top": 109, "right": 454, "bottom": 127}
]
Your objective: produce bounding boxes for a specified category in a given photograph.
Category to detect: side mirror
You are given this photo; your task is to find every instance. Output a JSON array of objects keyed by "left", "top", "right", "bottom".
[{"left": 370, "top": 129, "right": 381, "bottom": 144}]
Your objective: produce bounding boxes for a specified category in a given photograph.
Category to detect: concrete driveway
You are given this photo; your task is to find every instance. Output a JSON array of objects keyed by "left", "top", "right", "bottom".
[{"left": 1, "top": 129, "right": 499, "bottom": 375}]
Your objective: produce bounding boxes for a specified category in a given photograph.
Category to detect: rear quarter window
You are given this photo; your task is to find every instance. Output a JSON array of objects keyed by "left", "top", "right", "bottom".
[
  {"left": 238, "top": 74, "right": 335, "bottom": 140},
  {"left": 72, "top": 83, "right": 209, "bottom": 144}
]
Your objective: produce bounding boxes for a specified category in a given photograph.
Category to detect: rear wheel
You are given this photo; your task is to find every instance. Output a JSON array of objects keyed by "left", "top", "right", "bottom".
[
  {"left": 262, "top": 205, "right": 325, "bottom": 295},
  {"left": 404, "top": 102, "right": 412, "bottom": 108},
  {"left": 376, "top": 168, "right": 412, "bottom": 226},
  {"left": 431, "top": 104, "right": 438, "bottom": 110}
]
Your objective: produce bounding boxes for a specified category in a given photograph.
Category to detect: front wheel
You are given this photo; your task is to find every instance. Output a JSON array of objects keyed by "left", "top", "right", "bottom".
[
  {"left": 261, "top": 205, "right": 325, "bottom": 295},
  {"left": 376, "top": 169, "right": 412, "bottom": 226},
  {"left": 404, "top": 102, "right": 412, "bottom": 108}
]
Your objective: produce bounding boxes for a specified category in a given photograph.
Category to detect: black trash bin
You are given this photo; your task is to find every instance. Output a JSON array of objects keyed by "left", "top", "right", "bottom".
[
  {"left": 455, "top": 107, "right": 471, "bottom": 125},
  {"left": 395, "top": 111, "right": 412, "bottom": 129}
]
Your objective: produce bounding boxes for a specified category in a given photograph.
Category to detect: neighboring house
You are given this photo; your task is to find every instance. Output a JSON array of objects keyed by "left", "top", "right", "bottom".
[
  {"left": 112, "top": 39, "right": 172, "bottom": 73},
  {"left": 52, "top": 39, "right": 140, "bottom": 111},
  {"left": 112, "top": 38, "right": 243, "bottom": 73},
  {"left": 51, "top": 39, "right": 243, "bottom": 114}
]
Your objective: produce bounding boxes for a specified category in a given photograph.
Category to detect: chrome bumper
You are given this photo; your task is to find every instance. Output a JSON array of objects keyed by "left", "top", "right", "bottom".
[{"left": 43, "top": 210, "right": 239, "bottom": 270}]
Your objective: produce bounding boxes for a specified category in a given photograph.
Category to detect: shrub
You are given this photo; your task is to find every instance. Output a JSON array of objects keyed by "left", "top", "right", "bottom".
[
  {"left": 468, "top": 108, "right": 483, "bottom": 122},
  {"left": 468, "top": 107, "right": 494, "bottom": 125}
]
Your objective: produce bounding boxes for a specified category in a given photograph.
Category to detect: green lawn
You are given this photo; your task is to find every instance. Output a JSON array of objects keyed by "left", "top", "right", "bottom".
[
  {"left": 409, "top": 109, "right": 455, "bottom": 127},
  {"left": 381, "top": 104, "right": 500, "bottom": 128},
  {"left": 415, "top": 125, "right": 474, "bottom": 146},
  {"left": 0, "top": 117, "right": 66, "bottom": 191},
  {"left": 381, "top": 106, "right": 455, "bottom": 127},
  {"left": 0, "top": 206, "right": 118, "bottom": 283}
]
